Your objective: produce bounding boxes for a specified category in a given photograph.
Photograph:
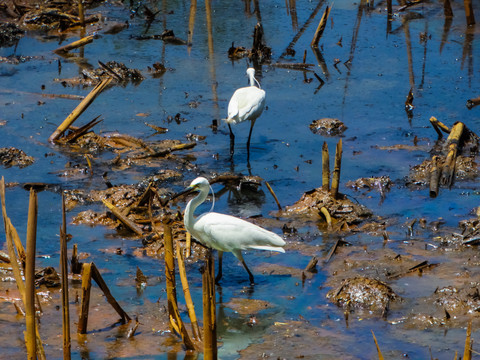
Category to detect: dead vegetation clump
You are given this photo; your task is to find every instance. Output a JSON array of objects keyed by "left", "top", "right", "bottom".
[
  {"left": 309, "top": 118, "right": 347, "bottom": 136},
  {"left": 326, "top": 276, "right": 399, "bottom": 312},
  {"left": 282, "top": 186, "right": 374, "bottom": 232},
  {"left": 0, "top": 147, "right": 34, "bottom": 168},
  {"left": 55, "top": 61, "right": 144, "bottom": 87}
]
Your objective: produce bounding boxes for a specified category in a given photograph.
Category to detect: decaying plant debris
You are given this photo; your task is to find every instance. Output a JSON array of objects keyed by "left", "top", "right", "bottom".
[
  {"left": 309, "top": 118, "right": 347, "bottom": 136},
  {"left": 0, "top": 147, "right": 34, "bottom": 168}
]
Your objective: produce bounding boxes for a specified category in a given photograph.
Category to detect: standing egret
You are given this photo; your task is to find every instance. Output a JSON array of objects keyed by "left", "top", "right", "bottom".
[
  {"left": 180, "top": 177, "right": 285, "bottom": 285},
  {"left": 224, "top": 68, "right": 266, "bottom": 161}
]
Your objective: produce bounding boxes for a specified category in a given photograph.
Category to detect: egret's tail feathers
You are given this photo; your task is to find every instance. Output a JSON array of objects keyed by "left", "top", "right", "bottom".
[{"left": 250, "top": 245, "right": 285, "bottom": 253}]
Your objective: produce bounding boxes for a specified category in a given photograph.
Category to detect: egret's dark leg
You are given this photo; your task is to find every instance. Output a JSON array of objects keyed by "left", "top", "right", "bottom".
[
  {"left": 240, "top": 259, "right": 255, "bottom": 285},
  {"left": 246, "top": 119, "right": 256, "bottom": 162},
  {"left": 215, "top": 251, "right": 224, "bottom": 284},
  {"left": 228, "top": 123, "right": 235, "bottom": 158}
]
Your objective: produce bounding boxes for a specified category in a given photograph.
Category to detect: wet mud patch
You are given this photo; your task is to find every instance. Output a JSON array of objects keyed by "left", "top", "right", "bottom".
[
  {"left": 239, "top": 320, "right": 358, "bottom": 360},
  {"left": 224, "top": 298, "right": 274, "bottom": 316}
]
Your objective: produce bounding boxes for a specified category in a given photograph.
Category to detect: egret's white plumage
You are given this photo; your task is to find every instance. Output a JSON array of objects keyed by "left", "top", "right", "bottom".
[
  {"left": 224, "top": 68, "right": 266, "bottom": 160},
  {"left": 183, "top": 177, "right": 285, "bottom": 284}
]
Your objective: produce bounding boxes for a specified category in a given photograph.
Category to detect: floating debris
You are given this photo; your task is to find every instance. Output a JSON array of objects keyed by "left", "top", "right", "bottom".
[
  {"left": 0, "top": 23, "right": 24, "bottom": 47},
  {"left": 309, "top": 118, "right": 347, "bottom": 136},
  {"left": 0, "top": 147, "right": 34, "bottom": 168}
]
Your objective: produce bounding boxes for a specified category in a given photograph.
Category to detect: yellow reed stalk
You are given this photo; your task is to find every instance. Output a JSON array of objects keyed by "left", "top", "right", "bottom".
[
  {"left": 322, "top": 141, "right": 330, "bottom": 191},
  {"left": 176, "top": 241, "right": 201, "bottom": 340},
  {"left": 330, "top": 139, "right": 343, "bottom": 199},
  {"left": 25, "top": 189, "right": 37, "bottom": 359},
  {"left": 202, "top": 251, "right": 217, "bottom": 359},
  {"left": 54, "top": 35, "right": 94, "bottom": 54},
  {"left": 48, "top": 77, "right": 112, "bottom": 142}
]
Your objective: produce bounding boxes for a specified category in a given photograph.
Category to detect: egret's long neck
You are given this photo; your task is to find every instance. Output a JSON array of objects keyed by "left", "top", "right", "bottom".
[
  {"left": 248, "top": 72, "right": 257, "bottom": 87},
  {"left": 184, "top": 189, "right": 208, "bottom": 231}
]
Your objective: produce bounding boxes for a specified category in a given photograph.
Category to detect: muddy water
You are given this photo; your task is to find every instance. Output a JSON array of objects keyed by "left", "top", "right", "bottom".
[{"left": 1, "top": 0, "right": 480, "bottom": 358}]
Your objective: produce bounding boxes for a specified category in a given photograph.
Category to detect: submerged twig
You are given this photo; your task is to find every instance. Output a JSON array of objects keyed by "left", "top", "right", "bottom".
[{"left": 265, "top": 181, "right": 282, "bottom": 211}]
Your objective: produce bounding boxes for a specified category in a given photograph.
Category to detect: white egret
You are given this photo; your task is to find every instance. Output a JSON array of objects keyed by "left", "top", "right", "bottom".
[
  {"left": 224, "top": 68, "right": 266, "bottom": 160},
  {"left": 181, "top": 177, "right": 285, "bottom": 285}
]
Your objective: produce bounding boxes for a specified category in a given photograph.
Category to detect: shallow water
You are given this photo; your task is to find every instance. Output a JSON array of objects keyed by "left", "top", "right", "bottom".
[{"left": 1, "top": 0, "right": 480, "bottom": 358}]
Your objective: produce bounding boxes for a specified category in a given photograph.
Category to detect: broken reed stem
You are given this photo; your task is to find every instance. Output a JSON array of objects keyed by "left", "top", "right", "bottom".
[
  {"left": 322, "top": 141, "right": 330, "bottom": 191},
  {"left": 71, "top": 243, "right": 82, "bottom": 274},
  {"left": 311, "top": 5, "right": 331, "bottom": 48},
  {"left": 48, "top": 76, "right": 112, "bottom": 143},
  {"left": 265, "top": 181, "right": 282, "bottom": 211},
  {"left": 78, "top": 263, "right": 92, "bottom": 334},
  {"left": 54, "top": 35, "right": 94, "bottom": 54},
  {"left": 186, "top": 232, "right": 192, "bottom": 258},
  {"left": 78, "top": 0, "right": 85, "bottom": 27},
  {"left": 25, "top": 189, "right": 38, "bottom": 360},
  {"left": 163, "top": 217, "right": 197, "bottom": 350},
  {"left": 466, "top": 95, "right": 480, "bottom": 109},
  {"left": 202, "top": 251, "right": 217, "bottom": 360},
  {"left": 464, "top": 0, "right": 475, "bottom": 26},
  {"left": 320, "top": 206, "right": 332, "bottom": 230},
  {"left": 102, "top": 199, "right": 143, "bottom": 236},
  {"left": 90, "top": 263, "right": 131, "bottom": 322},
  {"left": 429, "top": 155, "right": 440, "bottom": 198},
  {"left": 60, "top": 193, "right": 71, "bottom": 360},
  {"left": 429, "top": 116, "right": 450, "bottom": 139},
  {"left": 176, "top": 241, "right": 201, "bottom": 341},
  {"left": 330, "top": 139, "right": 343, "bottom": 199},
  {"left": 163, "top": 215, "right": 178, "bottom": 327},
  {"left": 440, "top": 122, "right": 464, "bottom": 187}
]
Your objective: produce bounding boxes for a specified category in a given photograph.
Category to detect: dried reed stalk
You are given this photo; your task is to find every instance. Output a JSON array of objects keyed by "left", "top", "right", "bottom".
[
  {"left": 429, "top": 116, "right": 450, "bottom": 138},
  {"left": 102, "top": 199, "right": 143, "bottom": 236},
  {"left": 90, "top": 263, "right": 131, "bottom": 322},
  {"left": 78, "top": 263, "right": 92, "bottom": 334},
  {"left": 163, "top": 217, "right": 196, "bottom": 350},
  {"left": 320, "top": 206, "right": 332, "bottom": 230},
  {"left": 463, "top": 320, "right": 472, "bottom": 360},
  {"left": 322, "top": 142, "right": 330, "bottom": 191},
  {"left": 0, "top": 179, "right": 45, "bottom": 358},
  {"left": 78, "top": 0, "right": 85, "bottom": 26},
  {"left": 163, "top": 215, "right": 178, "bottom": 320},
  {"left": 466, "top": 95, "right": 480, "bottom": 109},
  {"left": 176, "top": 241, "right": 201, "bottom": 340},
  {"left": 60, "top": 193, "right": 71, "bottom": 359},
  {"left": 54, "top": 35, "right": 94, "bottom": 54},
  {"left": 25, "top": 189, "right": 37, "bottom": 359},
  {"left": 202, "top": 251, "right": 217, "bottom": 359},
  {"left": 186, "top": 232, "right": 192, "bottom": 258},
  {"left": 311, "top": 5, "right": 331, "bottom": 48},
  {"left": 440, "top": 122, "right": 464, "bottom": 187},
  {"left": 330, "top": 139, "right": 343, "bottom": 199},
  {"left": 265, "top": 181, "right": 282, "bottom": 211},
  {"left": 48, "top": 76, "right": 113, "bottom": 142}
]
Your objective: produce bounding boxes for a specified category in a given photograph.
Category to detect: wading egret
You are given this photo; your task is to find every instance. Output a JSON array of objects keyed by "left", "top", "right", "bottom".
[
  {"left": 224, "top": 68, "right": 266, "bottom": 160},
  {"left": 180, "top": 177, "right": 285, "bottom": 285}
]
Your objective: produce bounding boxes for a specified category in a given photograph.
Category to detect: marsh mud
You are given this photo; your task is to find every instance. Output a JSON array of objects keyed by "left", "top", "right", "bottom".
[{"left": 2, "top": 0, "right": 480, "bottom": 358}]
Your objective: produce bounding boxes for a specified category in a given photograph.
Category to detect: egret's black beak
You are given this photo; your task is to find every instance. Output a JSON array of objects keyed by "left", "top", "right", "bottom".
[{"left": 170, "top": 186, "right": 196, "bottom": 202}]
